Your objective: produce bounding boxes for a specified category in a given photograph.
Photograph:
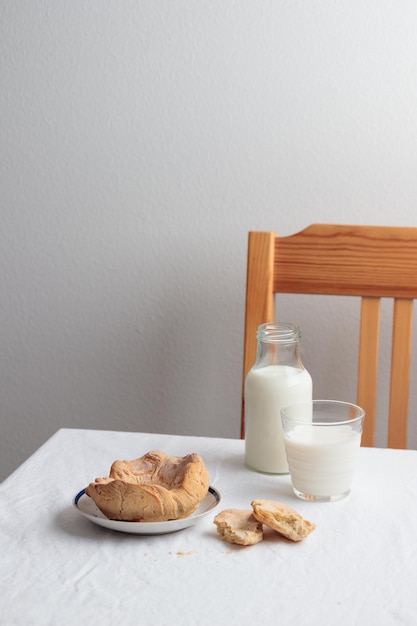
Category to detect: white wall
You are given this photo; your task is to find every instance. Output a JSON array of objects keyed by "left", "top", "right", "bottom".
[{"left": 2, "top": 1, "right": 417, "bottom": 481}]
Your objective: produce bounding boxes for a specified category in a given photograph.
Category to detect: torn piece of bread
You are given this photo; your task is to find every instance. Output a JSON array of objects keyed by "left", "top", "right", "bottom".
[
  {"left": 251, "top": 499, "right": 315, "bottom": 542},
  {"left": 86, "top": 450, "right": 210, "bottom": 522},
  {"left": 213, "top": 509, "right": 263, "bottom": 546}
]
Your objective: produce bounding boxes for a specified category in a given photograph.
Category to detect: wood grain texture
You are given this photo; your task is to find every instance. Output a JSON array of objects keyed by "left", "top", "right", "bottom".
[
  {"left": 357, "top": 297, "right": 381, "bottom": 447},
  {"left": 241, "top": 231, "right": 275, "bottom": 438},
  {"left": 388, "top": 299, "right": 413, "bottom": 448},
  {"left": 274, "top": 224, "right": 417, "bottom": 297},
  {"left": 242, "top": 224, "right": 417, "bottom": 447}
]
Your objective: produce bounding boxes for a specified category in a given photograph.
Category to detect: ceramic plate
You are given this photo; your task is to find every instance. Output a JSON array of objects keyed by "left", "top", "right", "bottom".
[{"left": 73, "top": 486, "right": 221, "bottom": 535}]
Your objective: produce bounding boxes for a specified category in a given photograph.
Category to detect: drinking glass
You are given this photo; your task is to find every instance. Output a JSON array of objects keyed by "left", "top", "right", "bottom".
[{"left": 281, "top": 400, "right": 365, "bottom": 502}]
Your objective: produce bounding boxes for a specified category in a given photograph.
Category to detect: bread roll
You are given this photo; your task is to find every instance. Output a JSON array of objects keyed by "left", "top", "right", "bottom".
[{"left": 86, "top": 450, "right": 210, "bottom": 522}]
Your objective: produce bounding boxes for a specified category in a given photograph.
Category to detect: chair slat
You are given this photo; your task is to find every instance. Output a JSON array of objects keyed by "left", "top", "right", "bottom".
[
  {"left": 357, "top": 297, "right": 381, "bottom": 447},
  {"left": 388, "top": 299, "right": 413, "bottom": 448},
  {"left": 274, "top": 224, "right": 417, "bottom": 298}
]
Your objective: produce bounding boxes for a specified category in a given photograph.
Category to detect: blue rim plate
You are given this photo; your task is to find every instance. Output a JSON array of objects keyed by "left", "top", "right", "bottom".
[{"left": 73, "top": 485, "right": 221, "bottom": 535}]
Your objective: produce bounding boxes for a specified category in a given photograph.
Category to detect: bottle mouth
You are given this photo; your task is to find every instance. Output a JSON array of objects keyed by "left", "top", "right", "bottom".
[{"left": 257, "top": 322, "right": 301, "bottom": 343}]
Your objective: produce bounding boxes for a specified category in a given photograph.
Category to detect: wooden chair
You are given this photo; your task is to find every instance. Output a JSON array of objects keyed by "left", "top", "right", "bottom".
[{"left": 242, "top": 224, "right": 417, "bottom": 447}]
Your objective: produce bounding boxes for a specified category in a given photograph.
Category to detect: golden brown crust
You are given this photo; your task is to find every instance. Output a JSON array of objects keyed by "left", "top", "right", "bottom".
[
  {"left": 86, "top": 450, "right": 210, "bottom": 522},
  {"left": 213, "top": 509, "right": 263, "bottom": 546},
  {"left": 251, "top": 499, "right": 315, "bottom": 542}
]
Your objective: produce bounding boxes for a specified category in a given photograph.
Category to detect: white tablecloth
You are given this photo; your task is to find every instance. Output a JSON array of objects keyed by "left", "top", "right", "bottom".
[{"left": 1, "top": 428, "right": 417, "bottom": 625}]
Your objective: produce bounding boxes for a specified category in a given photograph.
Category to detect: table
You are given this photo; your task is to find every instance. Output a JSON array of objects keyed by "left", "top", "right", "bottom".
[{"left": 1, "top": 429, "right": 417, "bottom": 625}]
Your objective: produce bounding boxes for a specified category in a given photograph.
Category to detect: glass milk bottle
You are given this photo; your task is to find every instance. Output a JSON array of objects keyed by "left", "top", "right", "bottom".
[{"left": 244, "top": 322, "right": 312, "bottom": 474}]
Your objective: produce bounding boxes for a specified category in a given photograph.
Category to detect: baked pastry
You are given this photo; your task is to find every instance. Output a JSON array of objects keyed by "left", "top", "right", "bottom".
[
  {"left": 251, "top": 499, "right": 315, "bottom": 542},
  {"left": 213, "top": 509, "right": 263, "bottom": 546},
  {"left": 86, "top": 450, "right": 210, "bottom": 522}
]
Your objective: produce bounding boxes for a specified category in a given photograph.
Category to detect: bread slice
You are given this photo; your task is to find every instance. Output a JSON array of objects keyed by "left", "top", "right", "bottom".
[
  {"left": 86, "top": 450, "right": 210, "bottom": 522},
  {"left": 251, "top": 499, "right": 315, "bottom": 542},
  {"left": 213, "top": 509, "right": 263, "bottom": 546}
]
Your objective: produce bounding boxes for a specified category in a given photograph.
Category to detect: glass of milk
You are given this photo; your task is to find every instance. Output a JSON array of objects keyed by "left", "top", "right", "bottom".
[{"left": 281, "top": 400, "right": 365, "bottom": 502}]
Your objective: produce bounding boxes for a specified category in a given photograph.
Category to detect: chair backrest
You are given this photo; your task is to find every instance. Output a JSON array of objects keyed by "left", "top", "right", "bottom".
[{"left": 242, "top": 224, "right": 417, "bottom": 447}]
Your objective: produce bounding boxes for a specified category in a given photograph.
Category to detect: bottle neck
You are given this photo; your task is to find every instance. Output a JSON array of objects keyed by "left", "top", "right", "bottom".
[{"left": 253, "top": 322, "right": 304, "bottom": 370}]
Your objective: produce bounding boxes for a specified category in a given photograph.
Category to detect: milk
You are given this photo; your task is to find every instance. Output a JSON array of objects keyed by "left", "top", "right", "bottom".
[
  {"left": 244, "top": 365, "right": 312, "bottom": 473},
  {"left": 283, "top": 424, "right": 361, "bottom": 497}
]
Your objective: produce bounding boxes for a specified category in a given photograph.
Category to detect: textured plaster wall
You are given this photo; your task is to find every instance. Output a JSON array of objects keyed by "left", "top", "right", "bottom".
[{"left": 2, "top": 1, "right": 417, "bottom": 480}]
